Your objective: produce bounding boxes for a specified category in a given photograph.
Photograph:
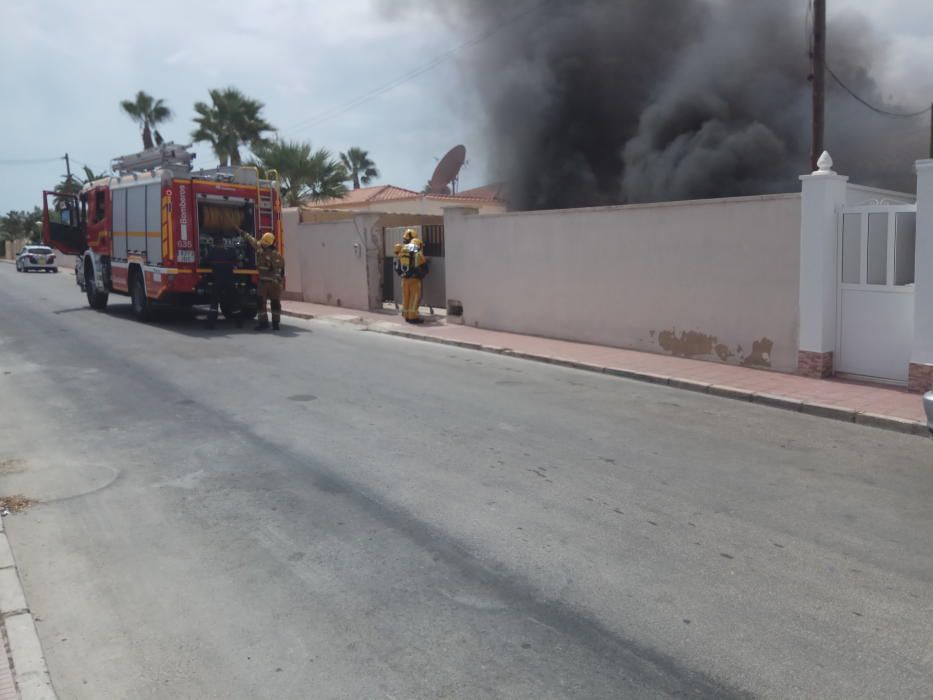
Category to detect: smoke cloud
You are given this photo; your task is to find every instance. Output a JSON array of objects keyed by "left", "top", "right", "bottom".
[{"left": 408, "top": 0, "right": 928, "bottom": 209}]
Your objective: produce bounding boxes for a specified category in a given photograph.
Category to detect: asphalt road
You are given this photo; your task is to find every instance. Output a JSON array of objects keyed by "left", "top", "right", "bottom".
[{"left": 0, "top": 263, "right": 931, "bottom": 700}]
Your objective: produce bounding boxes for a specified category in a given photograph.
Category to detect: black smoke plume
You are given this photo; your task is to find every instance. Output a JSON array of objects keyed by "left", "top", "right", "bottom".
[{"left": 410, "top": 0, "right": 928, "bottom": 209}]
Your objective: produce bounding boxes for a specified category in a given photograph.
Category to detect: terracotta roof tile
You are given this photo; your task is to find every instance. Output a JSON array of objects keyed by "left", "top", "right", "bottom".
[
  {"left": 453, "top": 182, "right": 508, "bottom": 201},
  {"left": 303, "top": 182, "right": 509, "bottom": 209},
  {"left": 309, "top": 185, "right": 420, "bottom": 208}
]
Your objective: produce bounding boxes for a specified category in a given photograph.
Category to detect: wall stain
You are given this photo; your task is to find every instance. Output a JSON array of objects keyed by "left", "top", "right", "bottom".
[
  {"left": 658, "top": 329, "right": 716, "bottom": 358},
  {"left": 654, "top": 329, "right": 775, "bottom": 369},
  {"left": 741, "top": 338, "right": 773, "bottom": 368}
]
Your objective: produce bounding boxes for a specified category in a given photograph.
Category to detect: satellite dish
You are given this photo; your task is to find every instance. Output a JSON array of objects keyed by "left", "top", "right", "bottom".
[{"left": 427, "top": 145, "right": 466, "bottom": 195}]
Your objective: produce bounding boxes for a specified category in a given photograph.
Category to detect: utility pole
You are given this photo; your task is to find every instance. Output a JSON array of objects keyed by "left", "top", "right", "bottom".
[{"left": 810, "top": 0, "right": 826, "bottom": 172}]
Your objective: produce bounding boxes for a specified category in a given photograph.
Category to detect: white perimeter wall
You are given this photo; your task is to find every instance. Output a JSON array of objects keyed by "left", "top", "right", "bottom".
[
  {"left": 282, "top": 211, "right": 370, "bottom": 310},
  {"left": 445, "top": 194, "right": 803, "bottom": 371},
  {"left": 305, "top": 198, "right": 507, "bottom": 217}
]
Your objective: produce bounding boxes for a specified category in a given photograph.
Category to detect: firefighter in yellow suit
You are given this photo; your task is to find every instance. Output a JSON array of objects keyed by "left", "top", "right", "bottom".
[
  {"left": 394, "top": 230, "right": 429, "bottom": 324},
  {"left": 239, "top": 230, "right": 285, "bottom": 331}
]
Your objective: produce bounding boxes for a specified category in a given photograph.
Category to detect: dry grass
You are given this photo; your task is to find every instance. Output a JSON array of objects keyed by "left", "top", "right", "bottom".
[{"left": 0, "top": 495, "right": 34, "bottom": 513}]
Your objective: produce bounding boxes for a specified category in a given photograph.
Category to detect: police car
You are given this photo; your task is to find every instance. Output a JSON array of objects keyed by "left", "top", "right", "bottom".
[{"left": 15, "top": 245, "right": 58, "bottom": 273}]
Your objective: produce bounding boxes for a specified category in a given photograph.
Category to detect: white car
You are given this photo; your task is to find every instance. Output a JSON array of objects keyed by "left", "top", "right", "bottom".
[{"left": 15, "top": 245, "right": 58, "bottom": 273}]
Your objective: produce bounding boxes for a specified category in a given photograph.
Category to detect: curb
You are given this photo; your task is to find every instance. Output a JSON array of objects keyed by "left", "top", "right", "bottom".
[
  {"left": 372, "top": 327, "right": 928, "bottom": 438},
  {"left": 0, "top": 517, "right": 57, "bottom": 699},
  {"left": 282, "top": 310, "right": 314, "bottom": 320}
]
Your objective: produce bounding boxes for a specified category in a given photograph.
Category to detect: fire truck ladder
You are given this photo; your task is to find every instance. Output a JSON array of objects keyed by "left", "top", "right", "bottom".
[
  {"left": 263, "top": 170, "right": 283, "bottom": 248},
  {"left": 257, "top": 182, "right": 275, "bottom": 237}
]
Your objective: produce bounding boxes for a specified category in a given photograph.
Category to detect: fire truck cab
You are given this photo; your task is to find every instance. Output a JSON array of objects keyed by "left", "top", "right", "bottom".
[{"left": 42, "top": 143, "right": 283, "bottom": 321}]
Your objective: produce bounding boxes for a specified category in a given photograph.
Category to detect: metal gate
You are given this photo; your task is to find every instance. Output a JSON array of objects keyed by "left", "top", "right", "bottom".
[
  {"left": 383, "top": 224, "right": 446, "bottom": 311},
  {"left": 836, "top": 203, "right": 916, "bottom": 384}
]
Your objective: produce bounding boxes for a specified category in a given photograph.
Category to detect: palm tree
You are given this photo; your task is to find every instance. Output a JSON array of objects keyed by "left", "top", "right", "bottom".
[
  {"left": 339, "top": 147, "right": 379, "bottom": 190},
  {"left": 305, "top": 149, "right": 350, "bottom": 203},
  {"left": 192, "top": 88, "right": 273, "bottom": 167},
  {"left": 55, "top": 174, "right": 81, "bottom": 197},
  {"left": 80, "top": 165, "right": 109, "bottom": 185},
  {"left": 52, "top": 166, "right": 109, "bottom": 208},
  {"left": 251, "top": 140, "right": 348, "bottom": 206},
  {"left": 120, "top": 91, "right": 172, "bottom": 149}
]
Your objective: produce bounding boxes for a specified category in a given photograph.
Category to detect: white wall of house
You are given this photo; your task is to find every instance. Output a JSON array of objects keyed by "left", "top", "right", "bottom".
[
  {"left": 281, "top": 208, "right": 302, "bottom": 298},
  {"left": 282, "top": 212, "right": 372, "bottom": 310},
  {"left": 445, "top": 194, "right": 803, "bottom": 371},
  {"left": 305, "top": 198, "right": 506, "bottom": 217},
  {"left": 284, "top": 209, "right": 443, "bottom": 311}
]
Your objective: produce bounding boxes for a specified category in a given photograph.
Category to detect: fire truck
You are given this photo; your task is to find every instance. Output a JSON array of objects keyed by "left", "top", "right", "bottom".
[{"left": 42, "top": 143, "right": 283, "bottom": 321}]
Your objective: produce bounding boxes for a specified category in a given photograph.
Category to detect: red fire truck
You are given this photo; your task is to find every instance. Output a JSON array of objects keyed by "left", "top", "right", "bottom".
[{"left": 42, "top": 143, "right": 283, "bottom": 320}]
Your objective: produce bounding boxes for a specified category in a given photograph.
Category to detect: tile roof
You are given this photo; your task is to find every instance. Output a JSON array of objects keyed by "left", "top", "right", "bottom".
[
  {"left": 304, "top": 182, "right": 509, "bottom": 209},
  {"left": 310, "top": 185, "right": 421, "bottom": 208},
  {"left": 452, "top": 182, "right": 508, "bottom": 201}
]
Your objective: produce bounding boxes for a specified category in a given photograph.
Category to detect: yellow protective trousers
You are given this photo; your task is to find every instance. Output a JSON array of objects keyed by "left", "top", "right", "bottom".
[
  {"left": 401, "top": 277, "right": 422, "bottom": 320},
  {"left": 258, "top": 279, "right": 282, "bottom": 323}
]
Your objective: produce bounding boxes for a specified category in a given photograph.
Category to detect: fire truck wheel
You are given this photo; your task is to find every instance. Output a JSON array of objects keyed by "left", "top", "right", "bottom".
[
  {"left": 130, "top": 271, "right": 152, "bottom": 322},
  {"left": 85, "top": 265, "right": 109, "bottom": 310}
]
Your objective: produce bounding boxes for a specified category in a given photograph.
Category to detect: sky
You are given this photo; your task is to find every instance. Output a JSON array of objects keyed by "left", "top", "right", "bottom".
[{"left": 1, "top": 0, "right": 932, "bottom": 213}]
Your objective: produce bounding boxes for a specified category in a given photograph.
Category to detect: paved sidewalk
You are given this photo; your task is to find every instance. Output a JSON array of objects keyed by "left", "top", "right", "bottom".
[
  {"left": 281, "top": 299, "right": 929, "bottom": 436},
  {"left": 0, "top": 515, "right": 56, "bottom": 700}
]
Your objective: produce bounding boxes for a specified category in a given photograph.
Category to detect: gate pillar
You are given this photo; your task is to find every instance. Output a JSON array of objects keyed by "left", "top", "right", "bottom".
[
  {"left": 798, "top": 152, "right": 849, "bottom": 377},
  {"left": 908, "top": 159, "right": 933, "bottom": 392}
]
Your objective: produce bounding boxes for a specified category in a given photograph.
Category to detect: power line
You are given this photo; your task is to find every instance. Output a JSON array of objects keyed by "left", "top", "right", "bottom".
[
  {"left": 0, "top": 156, "right": 64, "bottom": 166},
  {"left": 826, "top": 65, "right": 932, "bottom": 118},
  {"left": 278, "top": 0, "right": 555, "bottom": 135}
]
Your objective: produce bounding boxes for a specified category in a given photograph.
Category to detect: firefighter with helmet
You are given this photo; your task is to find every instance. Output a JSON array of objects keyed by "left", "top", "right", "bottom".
[
  {"left": 393, "top": 229, "right": 429, "bottom": 324},
  {"left": 239, "top": 229, "right": 285, "bottom": 330}
]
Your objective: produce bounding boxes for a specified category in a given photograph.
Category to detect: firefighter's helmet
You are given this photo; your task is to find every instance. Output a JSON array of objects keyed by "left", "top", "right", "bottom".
[
  {"left": 402, "top": 228, "right": 416, "bottom": 242},
  {"left": 260, "top": 232, "right": 275, "bottom": 247}
]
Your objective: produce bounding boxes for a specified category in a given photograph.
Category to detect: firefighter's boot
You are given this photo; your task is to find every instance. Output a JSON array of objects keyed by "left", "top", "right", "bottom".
[
  {"left": 204, "top": 310, "right": 218, "bottom": 330},
  {"left": 254, "top": 316, "right": 270, "bottom": 331}
]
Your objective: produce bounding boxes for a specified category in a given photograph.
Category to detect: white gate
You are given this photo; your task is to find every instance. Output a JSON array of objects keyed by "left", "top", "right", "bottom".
[{"left": 836, "top": 203, "right": 916, "bottom": 384}]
